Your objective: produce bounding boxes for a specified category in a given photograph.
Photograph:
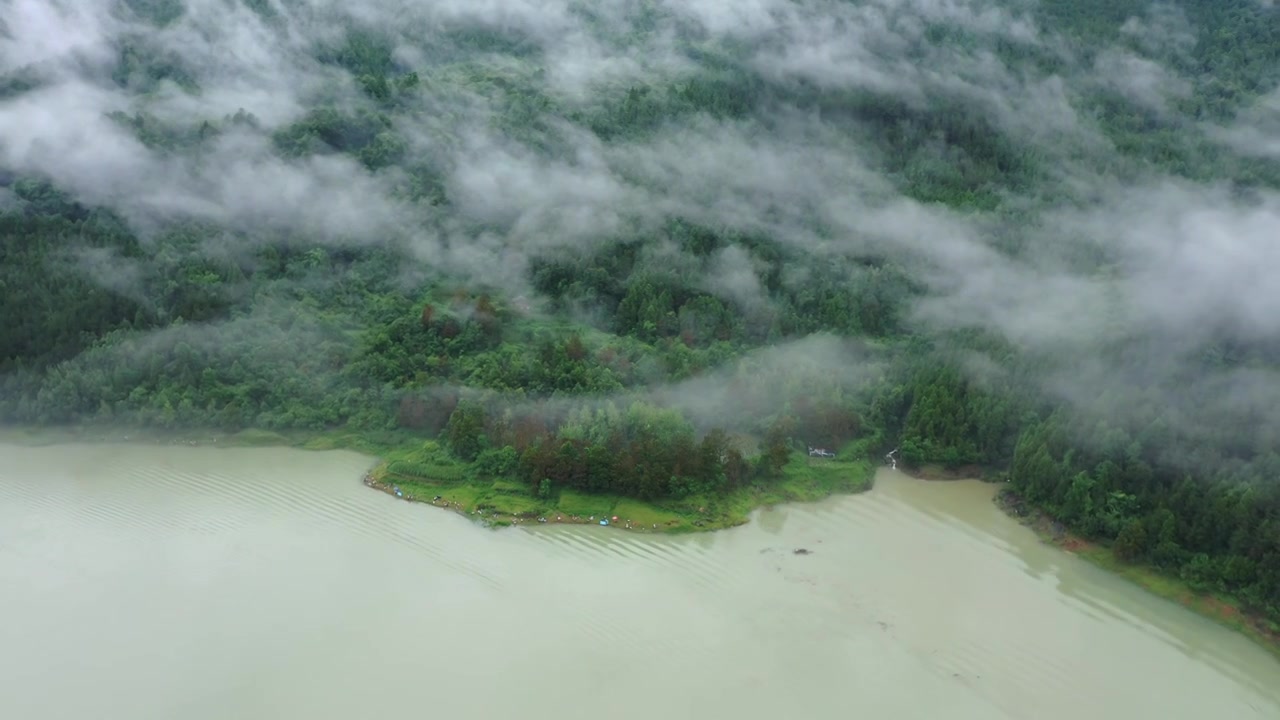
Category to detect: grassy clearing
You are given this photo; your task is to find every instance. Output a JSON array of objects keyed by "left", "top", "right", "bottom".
[
  {"left": 397, "top": 480, "right": 487, "bottom": 510},
  {"left": 477, "top": 491, "right": 548, "bottom": 517},
  {"left": 556, "top": 489, "right": 617, "bottom": 518},
  {"left": 489, "top": 478, "right": 529, "bottom": 494},
  {"left": 997, "top": 490, "right": 1280, "bottom": 659},
  {"left": 612, "top": 498, "right": 689, "bottom": 530},
  {"left": 778, "top": 455, "right": 875, "bottom": 498},
  {"left": 380, "top": 441, "right": 471, "bottom": 482}
]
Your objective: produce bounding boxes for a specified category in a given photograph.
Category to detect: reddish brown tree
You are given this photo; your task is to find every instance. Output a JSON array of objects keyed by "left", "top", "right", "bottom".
[
  {"left": 565, "top": 334, "right": 587, "bottom": 361},
  {"left": 396, "top": 396, "right": 428, "bottom": 429}
]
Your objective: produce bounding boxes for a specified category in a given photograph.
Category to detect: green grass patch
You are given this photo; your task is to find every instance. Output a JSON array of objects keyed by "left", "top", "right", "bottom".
[
  {"left": 555, "top": 489, "right": 617, "bottom": 518},
  {"left": 477, "top": 492, "right": 547, "bottom": 517},
  {"left": 490, "top": 478, "right": 530, "bottom": 494},
  {"left": 396, "top": 480, "right": 486, "bottom": 511},
  {"left": 385, "top": 459, "right": 467, "bottom": 481},
  {"left": 381, "top": 440, "right": 470, "bottom": 482},
  {"left": 700, "top": 491, "right": 761, "bottom": 525},
  {"left": 778, "top": 455, "right": 875, "bottom": 498},
  {"left": 612, "top": 498, "right": 689, "bottom": 530}
]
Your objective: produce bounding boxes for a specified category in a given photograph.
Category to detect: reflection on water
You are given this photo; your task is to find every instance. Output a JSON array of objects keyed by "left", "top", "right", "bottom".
[
  {"left": 1, "top": 443, "right": 1278, "bottom": 720},
  {"left": 756, "top": 505, "right": 788, "bottom": 536}
]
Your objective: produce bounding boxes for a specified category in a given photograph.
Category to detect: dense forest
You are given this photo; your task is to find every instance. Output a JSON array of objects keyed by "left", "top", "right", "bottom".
[{"left": 3, "top": 0, "right": 1280, "bottom": 619}]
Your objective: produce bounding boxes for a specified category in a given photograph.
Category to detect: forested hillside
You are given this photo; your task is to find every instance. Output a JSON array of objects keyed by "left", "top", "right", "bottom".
[{"left": 3, "top": 0, "right": 1280, "bottom": 618}]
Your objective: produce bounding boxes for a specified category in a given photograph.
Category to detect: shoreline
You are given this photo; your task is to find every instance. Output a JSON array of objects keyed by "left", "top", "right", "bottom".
[
  {"left": 7, "top": 425, "right": 1280, "bottom": 653},
  {"left": 993, "top": 488, "right": 1280, "bottom": 658}
]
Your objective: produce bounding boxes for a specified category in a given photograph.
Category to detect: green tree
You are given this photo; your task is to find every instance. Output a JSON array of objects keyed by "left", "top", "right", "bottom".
[
  {"left": 445, "top": 400, "right": 488, "bottom": 462},
  {"left": 760, "top": 414, "right": 796, "bottom": 478},
  {"left": 1114, "top": 519, "right": 1148, "bottom": 562}
]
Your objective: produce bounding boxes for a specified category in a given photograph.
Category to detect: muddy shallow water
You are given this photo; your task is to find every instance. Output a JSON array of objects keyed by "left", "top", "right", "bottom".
[{"left": 2, "top": 442, "right": 1278, "bottom": 719}]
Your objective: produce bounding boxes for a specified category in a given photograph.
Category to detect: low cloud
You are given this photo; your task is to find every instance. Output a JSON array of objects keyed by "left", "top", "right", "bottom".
[
  {"left": 1211, "top": 89, "right": 1280, "bottom": 160},
  {"left": 2, "top": 0, "right": 1279, "bottom": 454},
  {"left": 1093, "top": 49, "right": 1191, "bottom": 115}
]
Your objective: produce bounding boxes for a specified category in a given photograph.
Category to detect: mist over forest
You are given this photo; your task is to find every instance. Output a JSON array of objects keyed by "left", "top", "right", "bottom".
[{"left": 3, "top": 0, "right": 1280, "bottom": 615}]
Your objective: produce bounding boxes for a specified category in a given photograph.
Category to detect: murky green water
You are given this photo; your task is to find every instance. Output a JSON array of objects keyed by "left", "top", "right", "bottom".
[{"left": 2, "top": 443, "right": 1278, "bottom": 719}]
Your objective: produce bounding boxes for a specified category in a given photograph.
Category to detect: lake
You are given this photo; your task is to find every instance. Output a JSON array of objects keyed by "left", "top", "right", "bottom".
[{"left": 2, "top": 442, "right": 1278, "bottom": 719}]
